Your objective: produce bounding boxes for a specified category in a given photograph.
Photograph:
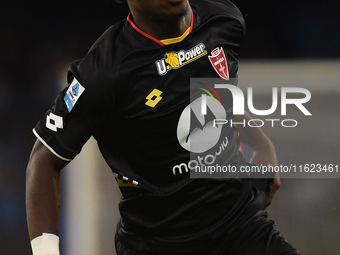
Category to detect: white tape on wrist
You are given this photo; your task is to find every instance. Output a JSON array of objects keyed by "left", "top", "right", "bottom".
[{"left": 31, "top": 233, "right": 60, "bottom": 255}]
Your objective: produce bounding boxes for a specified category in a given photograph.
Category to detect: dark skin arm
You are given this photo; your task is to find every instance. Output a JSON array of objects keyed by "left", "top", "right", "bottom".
[
  {"left": 235, "top": 113, "right": 281, "bottom": 209},
  {"left": 26, "top": 139, "right": 69, "bottom": 240}
]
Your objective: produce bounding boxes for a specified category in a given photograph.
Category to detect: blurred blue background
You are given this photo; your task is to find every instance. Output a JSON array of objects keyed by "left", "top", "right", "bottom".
[{"left": 0, "top": 0, "right": 339, "bottom": 254}]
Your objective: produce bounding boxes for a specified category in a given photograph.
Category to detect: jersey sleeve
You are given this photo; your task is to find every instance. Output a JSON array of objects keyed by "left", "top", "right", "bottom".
[
  {"left": 33, "top": 60, "right": 99, "bottom": 161},
  {"left": 33, "top": 23, "right": 121, "bottom": 161}
]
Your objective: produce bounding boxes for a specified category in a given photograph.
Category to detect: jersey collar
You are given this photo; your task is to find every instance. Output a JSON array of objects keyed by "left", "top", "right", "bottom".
[{"left": 125, "top": 7, "right": 195, "bottom": 47}]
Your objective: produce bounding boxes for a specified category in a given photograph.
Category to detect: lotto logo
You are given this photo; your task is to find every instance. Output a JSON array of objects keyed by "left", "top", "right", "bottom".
[
  {"left": 46, "top": 113, "right": 63, "bottom": 132},
  {"left": 145, "top": 89, "right": 163, "bottom": 108}
]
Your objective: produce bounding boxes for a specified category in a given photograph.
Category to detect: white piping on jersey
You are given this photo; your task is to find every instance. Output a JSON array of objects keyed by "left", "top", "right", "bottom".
[
  {"left": 33, "top": 128, "right": 73, "bottom": 162},
  {"left": 113, "top": 172, "right": 139, "bottom": 186}
]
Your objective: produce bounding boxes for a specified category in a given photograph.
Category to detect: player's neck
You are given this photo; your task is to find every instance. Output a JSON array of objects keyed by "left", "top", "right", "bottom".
[{"left": 130, "top": 7, "right": 192, "bottom": 41}]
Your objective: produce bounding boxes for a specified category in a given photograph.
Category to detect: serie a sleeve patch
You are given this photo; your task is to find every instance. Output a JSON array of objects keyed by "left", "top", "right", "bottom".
[{"left": 64, "top": 78, "right": 85, "bottom": 112}]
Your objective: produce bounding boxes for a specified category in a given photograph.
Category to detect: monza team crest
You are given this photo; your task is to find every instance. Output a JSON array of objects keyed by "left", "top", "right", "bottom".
[{"left": 208, "top": 47, "right": 229, "bottom": 80}]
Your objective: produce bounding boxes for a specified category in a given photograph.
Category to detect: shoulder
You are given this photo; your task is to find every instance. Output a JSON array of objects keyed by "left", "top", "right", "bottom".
[
  {"left": 67, "top": 20, "right": 128, "bottom": 88},
  {"left": 190, "top": 0, "right": 246, "bottom": 47},
  {"left": 63, "top": 21, "right": 128, "bottom": 111},
  {"left": 87, "top": 19, "right": 126, "bottom": 54},
  {"left": 191, "top": 0, "right": 245, "bottom": 30}
]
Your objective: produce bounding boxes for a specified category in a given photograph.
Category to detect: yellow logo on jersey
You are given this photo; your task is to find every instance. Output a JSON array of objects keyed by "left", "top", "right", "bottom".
[
  {"left": 165, "top": 53, "right": 180, "bottom": 69},
  {"left": 155, "top": 43, "right": 207, "bottom": 76},
  {"left": 146, "top": 89, "right": 163, "bottom": 108}
]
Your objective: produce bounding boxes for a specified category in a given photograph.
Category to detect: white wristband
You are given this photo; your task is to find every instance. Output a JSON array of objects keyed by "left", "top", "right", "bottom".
[{"left": 31, "top": 233, "right": 60, "bottom": 255}]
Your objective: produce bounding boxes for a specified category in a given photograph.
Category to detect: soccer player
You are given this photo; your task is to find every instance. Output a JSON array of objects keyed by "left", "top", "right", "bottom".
[{"left": 26, "top": 0, "right": 300, "bottom": 254}]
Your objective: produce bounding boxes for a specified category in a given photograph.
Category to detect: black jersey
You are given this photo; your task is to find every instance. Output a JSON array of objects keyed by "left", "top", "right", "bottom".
[{"left": 33, "top": 0, "right": 273, "bottom": 254}]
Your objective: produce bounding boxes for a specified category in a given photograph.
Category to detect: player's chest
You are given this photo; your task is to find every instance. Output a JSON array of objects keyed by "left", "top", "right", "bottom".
[{"left": 114, "top": 38, "right": 237, "bottom": 118}]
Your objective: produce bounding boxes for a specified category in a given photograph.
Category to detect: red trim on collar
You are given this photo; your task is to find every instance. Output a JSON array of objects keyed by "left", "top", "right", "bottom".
[
  {"left": 189, "top": 7, "right": 194, "bottom": 33},
  {"left": 127, "top": 7, "right": 194, "bottom": 46},
  {"left": 127, "top": 13, "right": 166, "bottom": 46}
]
